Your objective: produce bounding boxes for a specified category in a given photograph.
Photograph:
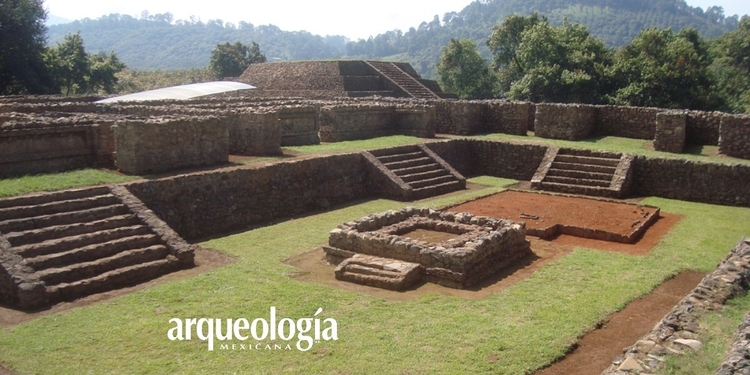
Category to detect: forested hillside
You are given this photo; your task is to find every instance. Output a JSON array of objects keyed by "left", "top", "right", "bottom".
[{"left": 47, "top": 0, "right": 741, "bottom": 77}]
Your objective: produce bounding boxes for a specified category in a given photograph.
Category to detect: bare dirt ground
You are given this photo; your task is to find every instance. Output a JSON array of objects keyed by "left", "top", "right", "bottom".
[
  {"left": 0, "top": 248, "right": 235, "bottom": 328},
  {"left": 449, "top": 190, "right": 659, "bottom": 238}
]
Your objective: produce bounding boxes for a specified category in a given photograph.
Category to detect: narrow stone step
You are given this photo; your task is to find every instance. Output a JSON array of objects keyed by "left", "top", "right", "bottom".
[
  {"left": 25, "top": 234, "right": 162, "bottom": 270},
  {"left": 15, "top": 225, "right": 153, "bottom": 258},
  {"left": 412, "top": 180, "right": 464, "bottom": 200},
  {"left": 557, "top": 148, "right": 622, "bottom": 159},
  {"left": 377, "top": 151, "right": 424, "bottom": 164},
  {"left": 546, "top": 168, "right": 613, "bottom": 181},
  {"left": 543, "top": 175, "right": 611, "bottom": 188},
  {"left": 383, "top": 157, "right": 433, "bottom": 170},
  {"left": 391, "top": 163, "right": 441, "bottom": 176},
  {"left": 344, "top": 264, "right": 404, "bottom": 279},
  {"left": 408, "top": 175, "right": 456, "bottom": 189},
  {"left": 538, "top": 182, "right": 620, "bottom": 198},
  {"left": 4, "top": 214, "right": 141, "bottom": 247},
  {"left": 551, "top": 161, "right": 617, "bottom": 174},
  {"left": 46, "top": 257, "right": 180, "bottom": 302},
  {"left": 334, "top": 254, "right": 422, "bottom": 291},
  {"left": 555, "top": 155, "right": 620, "bottom": 167},
  {"left": 0, "top": 204, "right": 131, "bottom": 233},
  {"left": 35, "top": 244, "right": 170, "bottom": 286},
  {"left": 0, "top": 186, "right": 111, "bottom": 209},
  {"left": 400, "top": 169, "right": 448, "bottom": 183},
  {"left": 0, "top": 194, "right": 121, "bottom": 221}
]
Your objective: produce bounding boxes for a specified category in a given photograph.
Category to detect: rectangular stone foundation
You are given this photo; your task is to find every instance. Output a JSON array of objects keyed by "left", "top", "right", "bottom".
[{"left": 325, "top": 207, "right": 531, "bottom": 289}]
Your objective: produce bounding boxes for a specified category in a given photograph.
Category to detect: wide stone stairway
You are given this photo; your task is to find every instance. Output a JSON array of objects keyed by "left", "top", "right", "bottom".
[
  {"left": 531, "top": 147, "right": 634, "bottom": 198},
  {"left": 364, "top": 144, "right": 466, "bottom": 200},
  {"left": 0, "top": 186, "right": 194, "bottom": 309},
  {"left": 366, "top": 61, "right": 441, "bottom": 100}
]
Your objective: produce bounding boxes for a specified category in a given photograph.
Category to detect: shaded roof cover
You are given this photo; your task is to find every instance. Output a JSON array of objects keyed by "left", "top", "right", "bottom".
[{"left": 95, "top": 81, "right": 255, "bottom": 103}]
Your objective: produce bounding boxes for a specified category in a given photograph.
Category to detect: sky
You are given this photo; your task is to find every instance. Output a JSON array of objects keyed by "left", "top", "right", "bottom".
[{"left": 44, "top": 0, "right": 750, "bottom": 40}]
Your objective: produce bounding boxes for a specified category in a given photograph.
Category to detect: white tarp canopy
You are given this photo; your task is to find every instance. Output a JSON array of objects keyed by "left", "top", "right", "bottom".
[{"left": 95, "top": 81, "right": 255, "bottom": 103}]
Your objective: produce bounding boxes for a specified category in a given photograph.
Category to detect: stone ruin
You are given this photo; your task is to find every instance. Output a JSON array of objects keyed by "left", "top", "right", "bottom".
[{"left": 324, "top": 207, "right": 531, "bottom": 290}]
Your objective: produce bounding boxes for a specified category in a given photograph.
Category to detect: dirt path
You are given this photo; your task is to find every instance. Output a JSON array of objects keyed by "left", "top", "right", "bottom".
[{"left": 535, "top": 270, "right": 706, "bottom": 375}]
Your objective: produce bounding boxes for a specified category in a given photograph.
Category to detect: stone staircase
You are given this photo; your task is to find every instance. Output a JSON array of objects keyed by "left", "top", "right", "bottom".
[
  {"left": 366, "top": 61, "right": 441, "bottom": 100},
  {"left": 363, "top": 144, "right": 466, "bottom": 200},
  {"left": 0, "top": 186, "right": 194, "bottom": 309},
  {"left": 531, "top": 147, "right": 635, "bottom": 198},
  {"left": 334, "top": 254, "right": 423, "bottom": 291}
]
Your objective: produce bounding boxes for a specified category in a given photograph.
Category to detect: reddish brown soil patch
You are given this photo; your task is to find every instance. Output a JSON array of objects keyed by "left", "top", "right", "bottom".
[
  {"left": 285, "top": 237, "right": 574, "bottom": 301},
  {"left": 402, "top": 228, "right": 459, "bottom": 243},
  {"left": 535, "top": 270, "right": 706, "bottom": 375},
  {"left": 449, "top": 190, "right": 658, "bottom": 240},
  {"left": 0, "top": 248, "right": 235, "bottom": 328}
]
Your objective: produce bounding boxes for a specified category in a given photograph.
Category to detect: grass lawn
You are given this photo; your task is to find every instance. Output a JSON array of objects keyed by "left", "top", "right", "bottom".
[
  {"left": 0, "top": 169, "right": 139, "bottom": 198},
  {"left": 285, "top": 135, "right": 427, "bottom": 155},
  {"left": 1, "top": 175, "right": 748, "bottom": 374}
]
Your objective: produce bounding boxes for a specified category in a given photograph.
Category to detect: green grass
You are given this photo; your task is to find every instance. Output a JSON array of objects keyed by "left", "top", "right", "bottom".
[
  {"left": 661, "top": 293, "right": 750, "bottom": 374},
  {"left": 1, "top": 177, "right": 748, "bottom": 374},
  {"left": 479, "top": 133, "right": 750, "bottom": 166},
  {"left": 0, "top": 169, "right": 139, "bottom": 198},
  {"left": 285, "top": 135, "right": 426, "bottom": 155}
]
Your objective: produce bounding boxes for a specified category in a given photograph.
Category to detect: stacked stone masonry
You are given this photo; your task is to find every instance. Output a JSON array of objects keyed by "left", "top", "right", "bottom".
[
  {"left": 654, "top": 111, "right": 687, "bottom": 153},
  {"left": 325, "top": 207, "right": 531, "bottom": 289},
  {"left": 0, "top": 186, "right": 195, "bottom": 309},
  {"left": 602, "top": 238, "right": 750, "bottom": 375},
  {"left": 718, "top": 114, "right": 750, "bottom": 159}
]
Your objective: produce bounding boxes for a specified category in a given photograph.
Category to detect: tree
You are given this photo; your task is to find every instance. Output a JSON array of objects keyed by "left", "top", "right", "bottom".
[
  {"left": 437, "top": 38, "right": 497, "bottom": 99},
  {"left": 488, "top": 15, "right": 613, "bottom": 103},
  {"left": 46, "top": 31, "right": 127, "bottom": 95},
  {"left": 209, "top": 41, "right": 266, "bottom": 78},
  {"left": 608, "top": 27, "right": 723, "bottom": 110},
  {"left": 0, "top": 0, "right": 55, "bottom": 94},
  {"left": 710, "top": 16, "right": 750, "bottom": 113}
]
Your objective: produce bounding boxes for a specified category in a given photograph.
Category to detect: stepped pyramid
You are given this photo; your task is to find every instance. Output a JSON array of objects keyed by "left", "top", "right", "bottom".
[{"left": 0, "top": 186, "right": 194, "bottom": 309}]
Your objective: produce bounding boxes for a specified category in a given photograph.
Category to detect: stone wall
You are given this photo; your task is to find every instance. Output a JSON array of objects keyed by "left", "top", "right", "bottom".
[
  {"left": 224, "top": 112, "right": 283, "bottom": 155},
  {"left": 686, "top": 110, "right": 723, "bottom": 145},
  {"left": 0, "top": 117, "right": 115, "bottom": 178},
  {"left": 534, "top": 104, "right": 596, "bottom": 140},
  {"left": 425, "top": 139, "right": 478, "bottom": 177},
  {"left": 472, "top": 140, "right": 549, "bottom": 180},
  {"left": 653, "top": 111, "right": 686, "bottom": 153},
  {"left": 434, "top": 101, "right": 487, "bottom": 135},
  {"left": 718, "top": 114, "right": 750, "bottom": 159},
  {"left": 125, "top": 153, "right": 369, "bottom": 240},
  {"left": 486, "top": 101, "right": 534, "bottom": 135},
  {"left": 319, "top": 105, "right": 395, "bottom": 142},
  {"left": 594, "top": 105, "right": 660, "bottom": 140},
  {"left": 113, "top": 116, "right": 228, "bottom": 175},
  {"left": 276, "top": 106, "right": 320, "bottom": 146},
  {"left": 632, "top": 156, "right": 750, "bottom": 207}
]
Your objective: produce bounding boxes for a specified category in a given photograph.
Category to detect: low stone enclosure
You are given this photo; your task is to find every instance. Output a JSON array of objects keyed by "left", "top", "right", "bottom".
[
  {"left": 323, "top": 207, "right": 531, "bottom": 290},
  {"left": 2, "top": 95, "right": 750, "bottom": 178}
]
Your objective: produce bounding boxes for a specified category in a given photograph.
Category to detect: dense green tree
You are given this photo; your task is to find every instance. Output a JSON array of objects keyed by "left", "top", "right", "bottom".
[
  {"left": 45, "top": 31, "right": 126, "bottom": 95},
  {"left": 0, "top": 0, "right": 54, "bottom": 94},
  {"left": 608, "top": 27, "right": 723, "bottom": 110},
  {"left": 488, "top": 15, "right": 613, "bottom": 103},
  {"left": 209, "top": 41, "right": 267, "bottom": 78},
  {"left": 437, "top": 38, "right": 497, "bottom": 99},
  {"left": 709, "top": 16, "right": 750, "bottom": 113}
]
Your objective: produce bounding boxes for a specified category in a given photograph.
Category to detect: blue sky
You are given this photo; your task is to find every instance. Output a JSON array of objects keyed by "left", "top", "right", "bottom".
[{"left": 44, "top": 0, "right": 749, "bottom": 40}]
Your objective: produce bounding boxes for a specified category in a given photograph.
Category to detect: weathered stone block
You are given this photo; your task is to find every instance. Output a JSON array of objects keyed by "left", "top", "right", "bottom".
[{"left": 654, "top": 111, "right": 687, "bottom": 153}]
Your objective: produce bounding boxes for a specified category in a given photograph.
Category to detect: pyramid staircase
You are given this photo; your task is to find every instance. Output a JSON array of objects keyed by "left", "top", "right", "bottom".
[
  {"left": 363, "top": 144, "right": 466, "bottom": 201},
  {"left": 531, "top": 147, "right": 635, "bottom": 198},
  {"left": 0, "top": 186, "right": 194, "bottom": 309},
  {"left": 366, "top": 61, "right": 441, "bottom": 100}
]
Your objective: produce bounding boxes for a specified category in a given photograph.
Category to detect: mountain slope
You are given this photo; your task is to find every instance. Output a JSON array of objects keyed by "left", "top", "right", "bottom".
[{"left": 46, "top": 0, "right": 740, "bottom": 77}]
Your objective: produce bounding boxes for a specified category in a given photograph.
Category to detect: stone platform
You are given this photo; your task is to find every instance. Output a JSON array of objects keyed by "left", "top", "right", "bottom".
[{"left": 325, "top": 207, "right": 531, "bottom": 290}]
